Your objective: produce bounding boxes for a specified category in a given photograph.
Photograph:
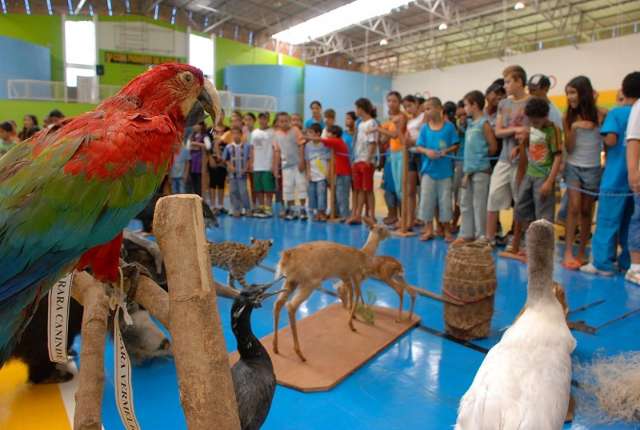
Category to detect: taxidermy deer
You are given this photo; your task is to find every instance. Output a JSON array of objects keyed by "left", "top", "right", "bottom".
[
  {"left": 273, "top": 242, "right": 371, "bottom": 362},
  {"left": 335, "top": 221, "right": 417, "bottom": 322},
  {"left": 338, "top": 255, "right": 417, "bottom": 323},
  {"left": 335, "top": 219, "right": 390, "bottom": 305}
]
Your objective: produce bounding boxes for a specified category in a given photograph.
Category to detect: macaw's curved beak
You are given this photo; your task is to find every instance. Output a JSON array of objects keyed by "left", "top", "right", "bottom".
[{"left": 185, "top": 79, "right": 222, "bottom": 127}]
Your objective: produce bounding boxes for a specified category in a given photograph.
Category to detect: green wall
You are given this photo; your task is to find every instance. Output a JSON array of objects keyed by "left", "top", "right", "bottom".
[
  {"left": 215, "top": 37, "right": 304, "bottom": 89},
  {"left": 98, "top": 50, "right": 186, "bottom": 86},
  {"left": 0, "top": 14, "right": 64, "bottom": 82},
  {"left": 0, "top": 100, "right": 97, "bottom": 124},
  {"left": 0, "top": 14, "right": 306, "bottom": 90}
]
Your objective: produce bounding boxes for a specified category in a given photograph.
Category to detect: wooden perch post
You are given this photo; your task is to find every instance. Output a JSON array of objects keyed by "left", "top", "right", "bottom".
[
  {"left": 153, "top": 194, "right": 241, "bottom": 430},
  {"left": 394, "top": 135, "right": 416, "bottom": 237},
  {"left": 329, "top": 152, "right": 338, "bottom": 220},
  {"left": 71, "top": 271, "right": 110, "bottom": 430}
]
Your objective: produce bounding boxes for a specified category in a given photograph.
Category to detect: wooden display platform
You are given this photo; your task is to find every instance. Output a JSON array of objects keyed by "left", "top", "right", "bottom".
[{"left": 229, "top": 304, "right": 420, "bottom": 392}]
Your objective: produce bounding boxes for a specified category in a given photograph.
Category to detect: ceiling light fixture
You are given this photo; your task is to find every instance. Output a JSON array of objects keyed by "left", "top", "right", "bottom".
[
  {"left": 514, "top": 2, "right": 525, "bottom": 10},
  {"left": 272, "top": 0, "right": 414, "bottom": 45},
  {"left": 438, "top": 22, "right": 448, "bottom": 30},
  {"left": 379, "top": 38, "right": 388, "bottom": 46}
]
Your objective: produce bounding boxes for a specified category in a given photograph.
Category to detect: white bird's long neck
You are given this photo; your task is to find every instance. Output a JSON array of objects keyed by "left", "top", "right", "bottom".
[{"left": 525, "top": 220, "right": 556, "bottom": 307}]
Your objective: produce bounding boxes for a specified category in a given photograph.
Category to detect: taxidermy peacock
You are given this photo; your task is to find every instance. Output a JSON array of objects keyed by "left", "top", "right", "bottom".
[
  {"left": 455, "top": 220, "right": 576, "bottom": 430},
  {"left": 231, "top": 283, "right": 278, "bottom": 430},
  {"left": 0, "top": 63, "right": 221, "bottom": 366}
]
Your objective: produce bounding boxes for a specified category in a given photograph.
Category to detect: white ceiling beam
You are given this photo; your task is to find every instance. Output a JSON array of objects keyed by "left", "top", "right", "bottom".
[
  {"left": 203, "top": 15, "right": 232, "bottom": 32},
  {"left": 73, "top": 0, "right": 87, "bottom": 14}
]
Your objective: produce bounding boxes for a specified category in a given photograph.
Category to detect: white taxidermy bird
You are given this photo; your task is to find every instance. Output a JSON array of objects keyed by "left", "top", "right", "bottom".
[{"left": 455, "top": 220, "right": 576, "bottom": 430}]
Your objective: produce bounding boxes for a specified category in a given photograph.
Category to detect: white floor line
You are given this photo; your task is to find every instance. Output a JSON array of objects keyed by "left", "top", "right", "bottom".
[{"left": 57, "top": 361, "right": 105, "bottom": 430}]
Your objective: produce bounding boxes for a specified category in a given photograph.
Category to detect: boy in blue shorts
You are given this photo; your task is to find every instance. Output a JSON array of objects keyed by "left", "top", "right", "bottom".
[{"left": 583, "top": 71, "right": 639, "bottom": 276}]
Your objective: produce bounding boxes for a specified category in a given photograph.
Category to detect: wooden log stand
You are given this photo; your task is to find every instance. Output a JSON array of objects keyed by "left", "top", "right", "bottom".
[
  {"left": 69, "top": 194, "right": 241, "bottom": 429},
  {"left": 153, "top": 194, "right": 241, "bottom": 430}
]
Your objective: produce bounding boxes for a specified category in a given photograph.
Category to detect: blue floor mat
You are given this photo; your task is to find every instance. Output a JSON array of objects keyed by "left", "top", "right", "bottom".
[{"left": 92, "top": 215, "right": 640, "bottom": 429}]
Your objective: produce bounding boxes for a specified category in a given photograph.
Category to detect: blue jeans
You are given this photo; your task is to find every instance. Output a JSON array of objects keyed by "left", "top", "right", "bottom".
[
  {"left": 419, "top": 175, "right": 453, "bottom": 222},
  {"left": 390, "top": 151, "right": 403, "bottom": 198},
  {"left": 229, "top": 176, "right": 250, "bottom": 212},
  {"left": 336, "top": 175, "right": 351, "bottom": 218},
  {"left": 557, "top": 190, "right": 568, "bottom": 222},
  {"left": 630, "top": 195, "right": 640, "bottom": 253},
  {"left": 171, "top": 177, "right": 186, "bottom": 194},
  {"left": 593, "top": 195, "right": 634, "bottom": 271},
  {"left": 384, "top": 189, "right": 399, "bottom": 209},
  {"left": 460, "top": 172, "right": 490, "bottom": 240},
  {"left": 308, "top": 179, "right": 328, "bottom": 212}
]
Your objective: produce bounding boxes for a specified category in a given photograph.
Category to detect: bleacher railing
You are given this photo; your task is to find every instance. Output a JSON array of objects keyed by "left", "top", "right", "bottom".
[{"left": 7, "top": 80, "right": 278, "bottom": 112}]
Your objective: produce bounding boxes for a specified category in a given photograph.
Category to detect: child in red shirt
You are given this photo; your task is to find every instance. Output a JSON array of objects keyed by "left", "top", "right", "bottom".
[{"left": 305, "top": 125, "right": 352, "bottom": 221}]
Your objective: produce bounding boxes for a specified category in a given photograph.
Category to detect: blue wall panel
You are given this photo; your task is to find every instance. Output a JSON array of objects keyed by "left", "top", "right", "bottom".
[
  {"left": 0, "top": 36, "right": 51, "bottom": 99},
  {"left": 303, "top": 65, "right": 391, "bottom": 128},
  {"left": 223, "top": 65, "right": 304, "bottom": 114}
]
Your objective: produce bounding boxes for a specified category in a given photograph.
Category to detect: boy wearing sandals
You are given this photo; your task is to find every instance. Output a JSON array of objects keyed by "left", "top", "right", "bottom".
[
  {"left": 501, "top": 97, "right": 562, "bottom": 261},
  {"left": 414, "top": 97, "right": 460, "bottom": 242}
]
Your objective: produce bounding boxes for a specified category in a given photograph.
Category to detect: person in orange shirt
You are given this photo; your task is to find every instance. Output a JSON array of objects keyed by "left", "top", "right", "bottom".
[{"left": 377, "top": 91, "right": 408, "bottom": 226}]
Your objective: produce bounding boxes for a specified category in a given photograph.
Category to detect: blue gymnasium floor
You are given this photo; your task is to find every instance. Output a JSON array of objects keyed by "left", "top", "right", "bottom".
[{"left": 94, "top": 215, "right": 639, "bottom": 430}]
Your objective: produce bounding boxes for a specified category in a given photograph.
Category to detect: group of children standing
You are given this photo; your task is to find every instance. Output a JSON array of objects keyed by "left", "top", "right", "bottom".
[
  {"left": 170, "top": 100, "right": 374, "bottom": 223},
  {"left": 167, "top": 67, "right": 640, "bottom": 285},
  {"left": 375, "top": 65, "right": 640, "bottom": 285}
]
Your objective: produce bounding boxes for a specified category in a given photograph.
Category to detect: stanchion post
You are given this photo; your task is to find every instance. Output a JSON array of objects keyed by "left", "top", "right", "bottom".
[
  {"left": 329, "top": 151, "right": 338, "bottom": 220},
  {"left": 394, "top": 136, "right": 416, "bottom": 237}
]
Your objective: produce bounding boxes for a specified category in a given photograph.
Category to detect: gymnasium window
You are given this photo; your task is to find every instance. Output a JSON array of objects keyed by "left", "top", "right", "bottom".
[
  {"left": 188, "top": 33, "right": 214, "bottom": 83},
  {"left": 64, "top": 19, "right": 96, "bottom": 87}
]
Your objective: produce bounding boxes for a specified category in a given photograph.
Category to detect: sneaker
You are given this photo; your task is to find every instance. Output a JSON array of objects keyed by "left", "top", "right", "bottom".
[
  {"left": 219, "top": 207, "right": 229, "bottom": 215},
  {"left": 625, "top": 269, "right": 640, "bottom": 285},
  {"left": 580, "top": 263, "right": 614, "bottom": 277},
  {"left": 496, "top": 233, "right": 511, "bottom": 247},
  {"left": 476, "top": 236, "right": 496, "bottom": 248},
  {"left": 284, "top": 208, "right": 295, "bottom": 220},
  {"left": 263, "top": 207, "right": 273, "bottom": 217},
  {"left": 299, "top": 209, "right": 309, "bottom": 220}
]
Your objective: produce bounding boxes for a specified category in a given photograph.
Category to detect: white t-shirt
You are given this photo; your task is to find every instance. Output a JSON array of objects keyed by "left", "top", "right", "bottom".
[
  {"left": 251, "top": 128, "right": 274, "bottom": 171},
  {"left": 407, "top": 112, "right": 425, "bottom": 140},
  {"left": 353, "top": 118, "right": 378, "bottom": 163},
  {"left": 627, "top": 99, "right": 640, "bottom": 142}
]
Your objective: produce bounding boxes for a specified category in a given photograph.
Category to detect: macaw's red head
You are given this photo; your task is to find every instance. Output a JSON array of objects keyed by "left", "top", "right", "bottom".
[{"left": 109, "top": 63, "right": 221, "bottom": 127}]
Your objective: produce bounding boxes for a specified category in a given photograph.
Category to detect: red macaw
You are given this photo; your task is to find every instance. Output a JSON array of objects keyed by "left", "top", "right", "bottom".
[{"left": 0, "top": 63, "right": 220, "bottom": 365}]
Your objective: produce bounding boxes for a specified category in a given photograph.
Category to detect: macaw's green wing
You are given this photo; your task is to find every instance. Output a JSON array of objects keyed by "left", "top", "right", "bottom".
[{"left": 0, "top": 111, "right": 177, "bottom": 303}]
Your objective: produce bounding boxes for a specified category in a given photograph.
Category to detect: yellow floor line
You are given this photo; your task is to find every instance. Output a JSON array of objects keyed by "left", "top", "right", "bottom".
[{"left": 0, "top": 360, "right": 72, "bottom": 430}]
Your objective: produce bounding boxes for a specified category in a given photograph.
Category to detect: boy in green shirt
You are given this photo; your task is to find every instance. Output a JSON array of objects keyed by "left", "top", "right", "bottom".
[{"left": 501, "top": 97, "right": 562, "bottom": 261}]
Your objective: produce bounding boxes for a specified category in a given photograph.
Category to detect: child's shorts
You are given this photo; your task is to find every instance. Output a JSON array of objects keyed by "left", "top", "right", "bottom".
[
  {"left": 352, "top": 161, "right": 374, "bottom": 191},
  {"left": 487, "top": 160, "right": 519, "bottom": 211},
  {"left": 564, "top": 163, "right": 602, "bottom": 194},
  {"left": 515, "top": 175, "right": 555, "bottom": 222},
  {"left": 253, "top": 171, "right": 276, "bottom": 193},
  {"left": 208, "top": 166, "right": 227, "bottom": 189},
  {"left": 282, "top": 166, "right": 307, "bottom": 201}
]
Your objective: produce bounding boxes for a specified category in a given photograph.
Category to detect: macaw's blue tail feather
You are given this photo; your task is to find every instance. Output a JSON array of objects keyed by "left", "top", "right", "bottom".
[{"left": 0, "top": 250, "right": 77, "bottom": 302}]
